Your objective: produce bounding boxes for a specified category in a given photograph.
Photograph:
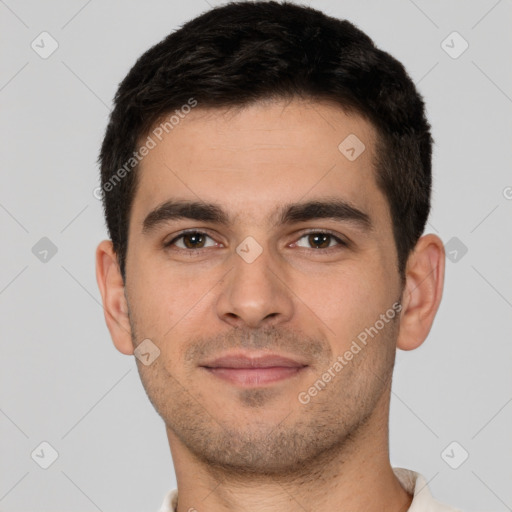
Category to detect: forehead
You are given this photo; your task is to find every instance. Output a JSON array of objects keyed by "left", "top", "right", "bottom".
[{"left": 131, "top": 98, "right": 389, "bottom": 232}]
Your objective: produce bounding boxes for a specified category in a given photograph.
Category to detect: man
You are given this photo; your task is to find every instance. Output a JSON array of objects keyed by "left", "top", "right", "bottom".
[{"left": 95, "top": 1, "right": 457, "bottom": 510}]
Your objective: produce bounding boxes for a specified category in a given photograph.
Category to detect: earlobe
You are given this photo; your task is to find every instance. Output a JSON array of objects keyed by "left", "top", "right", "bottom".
[
  {"left": 95, "top": 240, "right": 134, "bottom": 355},
  {"left": 396, "top": 234, "right": 445, "bottom": 351}
]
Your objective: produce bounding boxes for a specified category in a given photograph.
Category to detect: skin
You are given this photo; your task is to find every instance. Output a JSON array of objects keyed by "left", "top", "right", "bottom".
[{"left": 96, "top": 98, "right": 445, "bottom": 512}]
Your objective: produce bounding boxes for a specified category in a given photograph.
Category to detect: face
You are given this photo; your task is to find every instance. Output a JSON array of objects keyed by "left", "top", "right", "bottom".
[{"left": 122, "top": 98, "right": 404, "bottom": 475}]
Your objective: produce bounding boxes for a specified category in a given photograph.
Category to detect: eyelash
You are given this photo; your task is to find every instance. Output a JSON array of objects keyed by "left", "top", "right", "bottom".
[{"left": 163, "top": 229, "right": 348, "bottom": 254}]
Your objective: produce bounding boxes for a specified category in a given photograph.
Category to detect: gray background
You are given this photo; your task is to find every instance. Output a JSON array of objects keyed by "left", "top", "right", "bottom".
[{"left": 1, "top": 0, "right": 511, "bottom": 510}]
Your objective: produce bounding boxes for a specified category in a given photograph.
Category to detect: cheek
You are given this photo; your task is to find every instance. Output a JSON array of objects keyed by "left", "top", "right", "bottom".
[
  {"left": 127, "top": 258, "right": 218, "bottom": 349},
  {"left": 127, "top": 267, "right": 179, "bottom": 342},
  {"left": 299, "top": 261, "right": 394, "bottom": 346}
]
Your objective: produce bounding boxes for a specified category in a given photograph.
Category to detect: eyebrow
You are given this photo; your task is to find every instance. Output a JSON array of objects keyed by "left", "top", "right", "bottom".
[{"left": 141, "top": 198, "right": 373, "bottom": 235}]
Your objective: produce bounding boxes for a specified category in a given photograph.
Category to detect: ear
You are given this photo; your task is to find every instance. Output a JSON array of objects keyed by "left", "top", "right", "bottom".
[
  {"left": 396, "top": 234, "right": 445, "bottom": 351},
  {"left": 95, "top": 240, "right": 134, "bottom": 355}
]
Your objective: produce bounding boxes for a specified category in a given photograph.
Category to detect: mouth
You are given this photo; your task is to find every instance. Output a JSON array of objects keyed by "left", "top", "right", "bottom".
[{"left": 200, "top": 352, "right": 309, "bottom": 386}]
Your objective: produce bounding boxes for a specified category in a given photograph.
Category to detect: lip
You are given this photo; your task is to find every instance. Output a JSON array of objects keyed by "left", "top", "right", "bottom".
[
  {"left": 200, "top": 352, "right": 309, "bottom": 386},
  {"left": 201, "top": 352, "right": 308, "bottom": 369}
]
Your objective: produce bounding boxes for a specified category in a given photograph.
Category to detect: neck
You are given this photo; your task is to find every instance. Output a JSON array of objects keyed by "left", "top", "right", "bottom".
[{"left": 166, "top": 391, "right": 412, "bottom": 512}]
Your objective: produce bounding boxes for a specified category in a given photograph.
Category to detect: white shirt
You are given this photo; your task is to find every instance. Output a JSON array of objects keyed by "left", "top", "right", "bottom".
[{"left": 157, "top": 467, "right": 462, "bottom": 511}]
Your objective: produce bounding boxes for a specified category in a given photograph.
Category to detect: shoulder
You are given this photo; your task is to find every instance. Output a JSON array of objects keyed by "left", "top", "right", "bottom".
[
  {"left": 393, "top": 467, "right": 463, "bottom": 512},
  {"left": 156, "top": 488, "right": 178, "bottom": 512}
]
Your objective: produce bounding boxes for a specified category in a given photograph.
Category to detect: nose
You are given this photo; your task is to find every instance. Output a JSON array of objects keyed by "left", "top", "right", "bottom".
[{"left": 215, "top": 241, "right": 294, "bottom": 329}]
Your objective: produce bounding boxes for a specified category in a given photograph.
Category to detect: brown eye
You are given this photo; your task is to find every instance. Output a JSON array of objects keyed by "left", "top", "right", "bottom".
[
  {"left": 308, "top": 233, "right": 330, "bottom": 249},
  {"left": 181, "top": 232, "right": 206, "bottom": 249},
  {"left": 165, "top": 231, "right": 216, "bottom": 250},
  {"left": 295, "top": 231, "right": 346, "bottom": 250}
]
